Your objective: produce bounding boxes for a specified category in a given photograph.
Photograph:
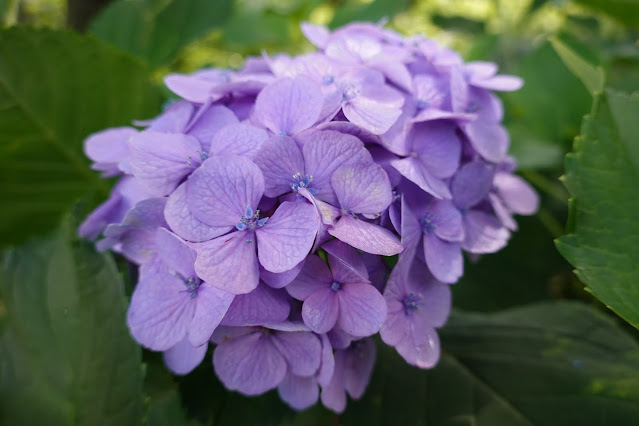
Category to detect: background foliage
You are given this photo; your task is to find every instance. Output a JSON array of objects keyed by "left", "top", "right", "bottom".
[{"left": 0, "top": 0, "right": 638, "bottom": 425}]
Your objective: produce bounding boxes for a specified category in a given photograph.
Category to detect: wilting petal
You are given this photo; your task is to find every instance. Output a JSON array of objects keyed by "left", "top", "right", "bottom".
[
  {"left": 337, "top": 283, "right": 387, "bottom": 337},
  {"left": 194, "top": 231, "right": 260, "bottom": 295},
  {"left": 451, "top": 161, "right": 494, "bottom": 209},
  {"left": 463, "top": 121, "right": 509, "bottom": 163},
  {"left": 221, "top": 283, "right": 290, "bottom": 326},
  {"left": 462, "top": 210, "right": 510, "bottom": 254},
  {"left": 257, "top": 201, "right": 317, "bottom": 273},
  {"left": 127, "top": 273, "right": 195, "bottom": 351},
  {"left": 187, "top": 155, "right": 265, "bottom": 227},
  {"left": 302, "top": 288, "right": 340, "bottom": 334},
  {"left": 253, "top": 135, "right": 304, "bottom": 197},
  {"left": 423, "top": 233, "right": 463, "bottom": 284},
  {"left": 128, "top": 131, "right": 201, "bottom": 196},
  {"left": 165, "top": 183, "right": 230, "bottom": 242},
  {"left": 213, "top": 332, "right": 287, "bottom": 395},
  {"left": 187, "top": 104, "right": 238, "bottom": 152},
  {"left": 271, "top": 331, "right": 322, "bottom": 377},
  {"left": 278, "top": 374, "right": 319, "bottom": 411},
  {"left": 210, "top": 123, "right": 268, "bottom": 159},
  {"left": 331, "top": 162, "right": 392, "bottom": 214},
  {"left": 287, "top": 255, "right": 333, "bottom": 300},
  {"left": 188, "top": 283, "right": 234, "bottom": 346},
  {"left": 163, "top": 338, "right": 208, "bottom": 375},
  {"left": 253, "top": 75, "right": 323, "bottom": 135},
  {"left": 329, "top": 215, "right": 403, "bottom": 256},
  {"left": 391, "top": 157, "right": 451, "bottom": 200}
]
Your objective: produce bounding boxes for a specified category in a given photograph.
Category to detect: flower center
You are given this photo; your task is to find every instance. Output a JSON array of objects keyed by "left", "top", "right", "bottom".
[
  {"left": 341, "top": 84, "right": 359, "bottom": 102},
  {"left": 322, "top": 75, "right": 335, "bottom": 85},
  {"left": 331, "top": 281, "right": 341, "bottom": 291},
  {"left": 402, "top": 292, "right": 422, "bottom": 315},
  {"left": 178, "top": 274, "right": 201, "bottom": 299},
  {"left": 236, "top": 206, "right": 268, "bottom": 232},
  {"left": 465, "top": 100, "right": 480, "bottom": 113},
  {"left": 416, "top": 99, "right": 430, "bottom": 110},
  {"left": 420, "top": 213, "right": 437, "bottom": 234},
  {"left": 290, "top": 172, "right": 318, "bottom": 195}
]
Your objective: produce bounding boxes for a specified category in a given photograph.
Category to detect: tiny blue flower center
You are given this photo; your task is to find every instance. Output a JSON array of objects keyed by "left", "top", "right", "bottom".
[
  {"left": 465, "top": 100, "right": 480, "bottom": 113},
  {"left": 416, "top": 99, "right": 430, "bottom": 110},
  {"left": 331, "top": 281, "right": 341, "bottom": 291},
  {"left": 420, "top": 213, "right": 438, "bottom": 234},
  {"left": 322, "top": 75, "right": 335, "bottom": 85},
  {"left": 290, "top": 172, "right": 318, "bottom": 195},
  {"left": 177, "top": 274, "right": 201, "bottom": 299},
  {"left": 236, "top": 205, "right": 268, "bottom": 233},
  {"left": 342, "top": 85, "right": 359, "bottom": 102},
  {"left": 402, "top": 292, "right": 422, "bottom": 315}
]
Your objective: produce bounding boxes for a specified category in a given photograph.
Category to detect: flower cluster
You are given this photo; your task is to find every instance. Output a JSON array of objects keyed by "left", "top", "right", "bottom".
[{"left": 80, "top": 21, "right": 538, "bottom": 412}]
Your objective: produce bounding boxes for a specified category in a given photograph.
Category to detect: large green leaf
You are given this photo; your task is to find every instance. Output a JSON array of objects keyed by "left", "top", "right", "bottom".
[
  {"left": 0, "top": 27, "right": 161, "bottom": 246},
  {"left": 0, "top": 219, "right": 145, "bottom": 425},
  {"left": 341, "top": 302, "right": 639, "bottom": 425},
  {"left": 556, "top": 89, "right": 639, "bottom": 328},
  {"left": 90, "top": 0, "right": 233, "bottom": 67}
]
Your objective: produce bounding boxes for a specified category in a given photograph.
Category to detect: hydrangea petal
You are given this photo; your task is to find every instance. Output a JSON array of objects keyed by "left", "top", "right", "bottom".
[
  {"left": 391, "top": 157, "right": 452, "bottom": 199},
  {"left": 302, "top": 288, "right": 340, "bottom": 334},
  {"left": 320, "top": 352, "right": 346, "bottom": 413},
  {"left": 187, "top": 155, "right": 265, "bottom": 227},
  {"left": 256, "top": 201, "right": 317, "bottom": 273},
  {"left": 194, "top": 231, "right": 260, "bottom": 295},
  {"left": 163, "top": 338, "right": 208, "bottom": 375},
  {"left": 451, "top": 161, "right": 494, "bottom": 209},
  {"left": 278, "top": 374, "right": 319, "bottom": 411},
  {"left": 187, "top": 105, "right": 238, "bottom": 152},
  {"left": 253, "top": 75, "right": 323, "bottom": 135},
  {"left": 473, "top": 75, "right": 523, "bottom": 91},
  {"left": 329, "top": 215, "right": 403, "bottom": 256},
  {"left": 423, "top": 233, "right": 463, "bottom": 284},
  {"left": 155, "top": 227, "right": 197, "bottom": 278},
  {"left": 221, "top": 283, "right": 290, "bottom": 326},
  {"left": 462, "top": 210, "right": 510, "bottom": 254},
  {"left": 128, "top": 130, "right": 202, "bottom": 196},
  {"left": 253, "top": 135, "right": 304, "bottom": 197},
  {"left": 213, "top": 331, "right": 287, "bottom": 395},
  {"left": 343, "top": 338, "right": 376, "bottom": 398},
  {"left": 127, "top": 273, "right": 195, "bottom": 351},
  {"left": 396, "top": 325, "right": 440, "bottom": 369},
  {"left": 337, "top": 283, "right": 387, "bottom": 337},
  {"left": 150, "top": 101, "right": 194, "bottom": 133},
  {"left": 210, "top": 123, "right": 268, "bottom": 159},
  {"left": 287, "top": 255, "right": 333, "bottom": 300},
  {"left": 164, "top": 183, "right": 231, "bottom": 242},
  {"left": 428, "top": 199, "right": 465, "bottom": 242},
  {"left": 271, "top": 331, "right": 322, "bottom": 377},
  {"left": 331, "top": 162, "right": 392, "bottom": 214},
  {"left": 188, "top": 283, "right": 235, "bottom": 346},
  {"left": 410, "top": 121, "right": 461, "bottom": 179},
  {"left": 317, "top": 334, "right": 335, "bottom": 388},
  {"left": 260, "top": 259, "right": 305, "bottom": 289},
  {"left": 323, "top": 240, "right": 369, "bottom": 284},
  {"left": 494, "top": 172, "right": 539, "bottom": 215},
  {"left": 342, "top": 96, "right": 402, "bottom": 135},
  {"left": 463, "top": 121, "right": 509, "bottom": 163}
]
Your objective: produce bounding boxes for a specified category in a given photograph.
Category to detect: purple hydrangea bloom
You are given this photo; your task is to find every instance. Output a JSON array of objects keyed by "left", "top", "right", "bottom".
[{"left": 80, "top": 20, "right": 536, "bottom": 413}]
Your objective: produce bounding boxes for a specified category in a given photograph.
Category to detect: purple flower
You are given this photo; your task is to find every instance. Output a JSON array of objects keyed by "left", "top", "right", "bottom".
[
  {"left": 320, "top": 338, "right": 376, "bottom": 413},
  {"left": 84, "top": 126, "right": 137, "bottom": 177},
  {"left": 211, "top": 322, "right": 322, "bottom": 396},
  {"left": 163, "top": 337, "right": 208, "bottom": 375},
  {"left": 127, "top": 228, "right": 234, "bottom": 350},
  {"left": 489, "top": 171, "right": 540, "bottom": 230},
  {"left": 380, "top": 253, "right": 450, "bottom": 368},
  {"left": 286, "top": 240, "right": 387, "bottom": 336},
  {"left": 328, "top": 162, "right": 403, "bottom": 255},
  {"left": 452, "top": 161, "right": 510, "bottom": 253},
  {"left": 185, "top": 155, "right": 317, "bottom": 294}
]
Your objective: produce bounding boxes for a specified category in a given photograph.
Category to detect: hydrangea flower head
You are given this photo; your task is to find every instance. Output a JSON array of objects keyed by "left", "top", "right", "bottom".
[{"left": 80, "top": 20, "right": 536, "bottom": 412}]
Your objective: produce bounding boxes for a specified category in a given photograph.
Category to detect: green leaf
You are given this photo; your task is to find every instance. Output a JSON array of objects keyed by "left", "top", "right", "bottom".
[
  {"left": 330, "top": 0, "right": 411, "bottom": 28},
  {"left": 144, "top": 358, "right": 188, "bottom": 426},
  {"left": 0, "top": 219, "right": 145, "bottom": 426},
  {"left": 90, "top": 0, "right": 233, "bottom": 67},
  {"left": 0, "top": 27, "right": 161, "bottom": 246},
  {"left": 341, "top": 302, "right": 639, "bottom": 425},
  {"left": 556, "top": 89, "right": 639, "bottom": 329},
  {"left": 550, "top": 37, "right": 605, "bottom": 95},
  {"left": 573, "top": 0, "right": 639, "bottom": 28}
]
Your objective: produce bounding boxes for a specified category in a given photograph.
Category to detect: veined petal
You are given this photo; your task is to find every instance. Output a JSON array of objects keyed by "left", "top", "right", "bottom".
[
  {"left": 253, "top": 75, "right": 323, "bottom": 135},
  {"left": 337, "top": 283, "right": 387, "bottom": 337},
  {"left": 253, "top": 135, "right": 304, "bottom": 198},
  {"left": 155, "top": 227, "right": 197, "bottom": 278},
  {"left": 271, "top": 331, "right": 322, "bottom": 377},
  {"left": 187, "top": 155, "right": 265, "bottom": 227},
  {"left": 329, "top": 215, "right": 403, "bottom": 256},
  {"left": 210, "top": 123, "right": 268, "bottom": 160},
  {"left": 287, "top": 255, "right": 333, "bottom": 300},
  {"left": 462, "top": 210, "right": 510, "bottom": 254},
  {"left": 187, "top": 105, "right": 238, "bottom": 152},
  {"left": 194, "top": 231, "right": 260, "bottom": 295},
  {"left": 213, "top": 331, "right": 287, "bottom": 395},
  {"left": 188, "top": 283, "right": 234, "bottom": 346},
  {"left": 391, "top": 157, "right": 451, "bottom": 200},
  {"left": 410, "top": 121, "right": 461, "bottom": 179},
  {"left": 221, "top": 283, "right": 290, "bottom": 326},
  {"left": 493, "top": 172, "right": 539, "bottom": 215},
  {"left": 256, "top": 201, "right": 317, "bottom": 273},
  {"left": 260, "top": 259, "right": 305, "bottom": 289},
  {"left": 323, "top": 239, "right": 369, "bottom": 284},
  {"left": 342, "top": 96, "right": 402, "bottom": 135},
  {"left": 423, "top": 233, "right": 463, "bottom": 284},
  {"left": 463, "top": 121, "right": 509, "bottom": 163},
  {"left": 331, "top": 162, "right": 392, "bottom": 214},
  {"left": 302, "top": 288, "right": 340, "bottom": 334},
  {"left": 451, "top": 161, "right": 494, "bottom": 209}
]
